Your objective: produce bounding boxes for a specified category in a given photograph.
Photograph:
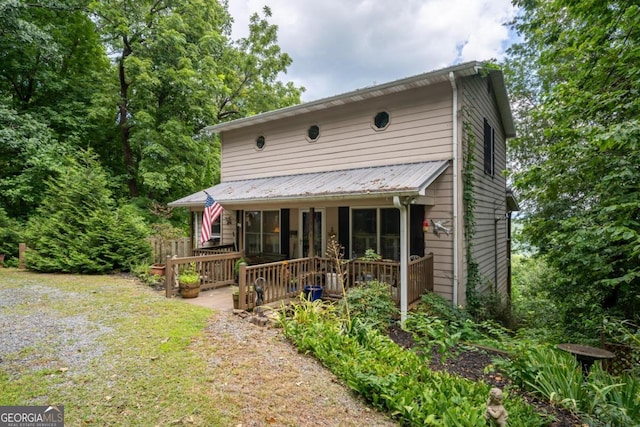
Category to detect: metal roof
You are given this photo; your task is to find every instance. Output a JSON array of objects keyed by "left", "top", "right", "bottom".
[
  {"left": 169, "top": 160, "right": 450, "bottom": 208},
  {"left": 204, "top": 61, "right": 515, "bottom": 138}
]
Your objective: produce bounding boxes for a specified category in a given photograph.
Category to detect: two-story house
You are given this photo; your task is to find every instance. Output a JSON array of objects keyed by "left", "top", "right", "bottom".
[{"left": 169, "top": 61, "right": 518, "bottom": 317}]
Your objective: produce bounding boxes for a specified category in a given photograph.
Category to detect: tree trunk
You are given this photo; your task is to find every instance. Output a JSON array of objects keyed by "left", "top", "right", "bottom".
[{"left": 118, "top": 38, "right": 138, "bottom": 198}]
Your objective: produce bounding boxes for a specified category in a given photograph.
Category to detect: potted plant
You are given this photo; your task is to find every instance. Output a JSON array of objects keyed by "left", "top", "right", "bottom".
[
  {"left": 149, "top": 263, "right": 166, "bottom": 276},
  {"left": 234, "top": 257, "right": 246, "bottom": 283},
  {"left": 360, "top": 248, "right": 381, "bottom": 262},
  {"left": 231, "top": 285, "right": 255, "bottom": 309},
  {"left": 179, "top": 264, "right": 200, "bottom": 298}
]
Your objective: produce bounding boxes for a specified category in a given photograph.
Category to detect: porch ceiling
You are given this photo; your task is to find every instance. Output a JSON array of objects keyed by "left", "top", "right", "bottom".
[{"left": 169, "top": 160, "right": 450, "bottom": 208}]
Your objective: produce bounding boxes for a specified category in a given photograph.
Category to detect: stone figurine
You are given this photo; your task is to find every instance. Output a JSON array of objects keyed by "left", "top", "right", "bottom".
[
  {"left": 485, "top": 387, "right": 508, "bottom": 426},
  {"left": 254, "top": 281, "right": 264, "bottom": 307}
]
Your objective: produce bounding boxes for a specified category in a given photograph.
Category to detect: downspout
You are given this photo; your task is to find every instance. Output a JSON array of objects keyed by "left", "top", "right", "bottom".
[
  {"left": 507, "top": 211, "right": 513, "bottom": 298},
  {"left": 393, "top": 196, "right": 408, "bottom": 323},
  {"left": 448, "top": 71, "right": 459, "bottom": 306},
  {"left": 494, "top": 215, "right": 499, "bottom": 292}
]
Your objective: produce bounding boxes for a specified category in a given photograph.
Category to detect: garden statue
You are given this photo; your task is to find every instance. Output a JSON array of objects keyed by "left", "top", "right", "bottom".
[
  {"left": 254, "top": 277, "right": 265, "bottom": 308},
  {"left": 485, "top": 387, "right": 508, "bottom": 426}
]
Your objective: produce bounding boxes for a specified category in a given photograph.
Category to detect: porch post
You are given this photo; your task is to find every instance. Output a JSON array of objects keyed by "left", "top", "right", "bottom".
[
  {"left": 165, "top": 255, "right": 174, "bottom": 298},
  {"left": 238, "top": 262, "right": 247, "bottom": 310},
  {"left": 393, "top": 196, "right": 409, "bottom": 323},
  {"left": 308, "top": 207, "right": 315, "bottom": 258}
]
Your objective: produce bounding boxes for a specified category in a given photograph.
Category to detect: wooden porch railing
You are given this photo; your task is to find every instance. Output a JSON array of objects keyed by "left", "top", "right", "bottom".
[
  {"left": 165, "top": 252, "right": 243, "bottom": 297},
  {"left": 193, "top": 243, "right": 236, "bottom": 256},
  {"left": 408, "top": 253, "right": 434, "bottom": 306},
  {"left": 165, "top": 250, "right": 433, "bottom": 310},
  {"left": 236, "top": 254, "right": 434, "bottom": 310}
]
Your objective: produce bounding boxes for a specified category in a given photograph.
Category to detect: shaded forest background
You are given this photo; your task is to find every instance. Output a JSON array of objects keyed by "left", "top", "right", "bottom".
[{"left": 1, "top": 0, "right": 638, "bottom": 338}]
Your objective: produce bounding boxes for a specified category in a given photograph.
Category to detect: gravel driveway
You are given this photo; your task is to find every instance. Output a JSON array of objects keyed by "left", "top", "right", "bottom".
[
  {"left": 202, "top": 311, "right": 398, "bottom": 426},
  {"left": 0, "top": 272, "right": 398, "bottom": 426},
  {"left": 0, "top": 284, "right": 113, "bottom": 376}
]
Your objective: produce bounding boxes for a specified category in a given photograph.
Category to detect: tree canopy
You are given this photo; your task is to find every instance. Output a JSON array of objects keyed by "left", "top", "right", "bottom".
[
  {"left": 0, "top": 0, "right": 302, "bottom": 272},
  {"left": 505, "top": 0, "right": 640, "bottom": 332},
  {"left": 0, "top": 0, "right": 302, "bottom": 217},
  {"left": 89, "top": 1, "right": 302, "bottom": 201}
]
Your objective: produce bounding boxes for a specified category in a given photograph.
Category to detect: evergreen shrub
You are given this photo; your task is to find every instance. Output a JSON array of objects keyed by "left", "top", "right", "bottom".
[{"left": 24, "top": 152, "right": 151, "bottom": 273}]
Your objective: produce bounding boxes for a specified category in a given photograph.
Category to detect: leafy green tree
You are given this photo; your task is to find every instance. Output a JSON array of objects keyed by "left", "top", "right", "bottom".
[
  {"left": 506, "top": 1, "right": 640, "bottom": 333},
  {"left": 90, "top": 1, "right": 303, "bottom": 201},
  {"left": 0, "top": 0, "right": 114, "bottom": 218},
  {"left": 0, "top": 102, "right": 71, "bottom": 218},
  {"left": 24, "top": 151, "right": 152, "bottom": 273},
  {"left": 0, "top": 0, "right": 111, "bottom": 144}
]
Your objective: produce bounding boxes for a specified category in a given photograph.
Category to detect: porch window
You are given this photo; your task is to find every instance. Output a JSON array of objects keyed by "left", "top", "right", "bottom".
[
  {"left": 196, "top": 213, "right": 221, "bottom": 247},
  {"left": 245, "top": 210, "right": 280, "bottom": 254},
  {"left": 351, "top": 208, "right": 400, "bottom": 260}
]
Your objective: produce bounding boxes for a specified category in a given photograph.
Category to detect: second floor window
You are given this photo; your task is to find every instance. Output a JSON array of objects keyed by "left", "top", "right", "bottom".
[{"left": 484, "top": 118, "right": 495, "bottom": 176}]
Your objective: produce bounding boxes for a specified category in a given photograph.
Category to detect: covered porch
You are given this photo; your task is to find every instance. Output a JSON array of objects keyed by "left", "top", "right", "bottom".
[
  {"left": 164, "top": 249, "right": 433, "bottom": 311},
  {"left": 168, "top": 160, "right": 449, "bottom": 319}
]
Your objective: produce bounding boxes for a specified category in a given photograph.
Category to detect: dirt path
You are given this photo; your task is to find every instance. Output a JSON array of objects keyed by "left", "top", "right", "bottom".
[{"left": 202, "top": 311, "right": 398, "bottom": 427}]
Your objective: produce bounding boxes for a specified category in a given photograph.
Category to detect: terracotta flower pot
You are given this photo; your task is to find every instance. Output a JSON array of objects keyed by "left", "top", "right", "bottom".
[{"left": 150, "top": 263, "right": 166, "bottom": 276}]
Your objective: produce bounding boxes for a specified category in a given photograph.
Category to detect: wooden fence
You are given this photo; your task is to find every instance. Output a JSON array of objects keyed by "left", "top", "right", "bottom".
[{"left": 149, "top": 237, "right": 192, "bottom": 263}]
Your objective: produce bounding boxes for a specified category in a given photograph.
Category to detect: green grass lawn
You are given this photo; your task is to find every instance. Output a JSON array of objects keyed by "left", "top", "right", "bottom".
[{"left": 0, "top": 269, "right": 234, "bottom": 426}]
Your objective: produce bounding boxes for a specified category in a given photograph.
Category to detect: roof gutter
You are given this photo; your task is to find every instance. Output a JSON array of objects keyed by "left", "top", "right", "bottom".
[
  {"left": 448, "top": 71, "right": 459, "bottom": 307},
  {"left": 168, "top": 189, "right": 423, "bottom": 208}
]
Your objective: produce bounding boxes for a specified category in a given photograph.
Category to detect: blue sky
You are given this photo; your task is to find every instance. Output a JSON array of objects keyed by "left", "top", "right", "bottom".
[{"left": 229, "top": 0, "right": 518, "bottom": 102}]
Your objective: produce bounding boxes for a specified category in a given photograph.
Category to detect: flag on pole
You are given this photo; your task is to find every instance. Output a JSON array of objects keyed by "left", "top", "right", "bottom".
[{"left": 200, "top": 194, "right": 223, "bottom": 246}]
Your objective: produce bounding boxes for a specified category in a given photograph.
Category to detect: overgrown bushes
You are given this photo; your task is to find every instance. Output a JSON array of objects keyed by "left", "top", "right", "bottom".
[
  {"left": 338, "top": 280, "right": 398, "bottom": 333},
  {"left": 0, "top": 207, "right": 21, "bottom": 266},
  {"left": 280, "top": 299, "right": 545, "bottom": 426},
  {"left": 494, "top": 344, "right": 640, "bottom": 426},
  {"left": 24, "top": 152, "right": 152, "bottom": 273},
  {"left": 281, "top": 286, "right": 640, "bottom": 426}
]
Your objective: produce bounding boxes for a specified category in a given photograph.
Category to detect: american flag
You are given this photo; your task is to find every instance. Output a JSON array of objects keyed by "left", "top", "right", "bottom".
[{"left": 200, "top": 194, "right": 223, "bottom": 245}]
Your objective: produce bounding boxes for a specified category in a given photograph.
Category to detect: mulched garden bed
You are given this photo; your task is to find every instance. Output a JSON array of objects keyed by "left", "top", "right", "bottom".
[{"left": 388, "top": 324, "right": 584, "bottom": 427}]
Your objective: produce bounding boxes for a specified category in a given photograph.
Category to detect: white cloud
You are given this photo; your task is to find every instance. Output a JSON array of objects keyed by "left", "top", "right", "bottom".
[{"left": 228, "top": 0, "right": 517, "bottom": 101}]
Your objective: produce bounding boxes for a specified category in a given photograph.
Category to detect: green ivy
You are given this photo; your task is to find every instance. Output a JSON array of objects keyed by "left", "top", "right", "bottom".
[{"left": 462, "top": 116, "right": 481, "bottom": 311}]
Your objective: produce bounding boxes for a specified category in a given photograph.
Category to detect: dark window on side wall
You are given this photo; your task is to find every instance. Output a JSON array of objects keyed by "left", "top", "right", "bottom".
[
  {"left": 307, "top": 125, "right": 320, "bottom": 141},
  {"left": 256, "top": 135, "right": 266, "bottom": 150},
  {"left": 483, "top": 118, "right": 495, "bottom": 176},
  {"left": 373, "top": 111, "right": 390, "bottom": 130}
]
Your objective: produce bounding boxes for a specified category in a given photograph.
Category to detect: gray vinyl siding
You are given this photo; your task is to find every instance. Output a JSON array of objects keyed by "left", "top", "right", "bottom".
[
  {"left": 212, "top": 72, "right": 511, "bottom": 304},
  {"left": 220, "top": 82, "right": 453, "bottom": 181},
  {"left": 424, "top": 169, "right": 454, "bottom": 302},
  {"left": 460, "top": 74, "right": 509, "bottom": 298}
]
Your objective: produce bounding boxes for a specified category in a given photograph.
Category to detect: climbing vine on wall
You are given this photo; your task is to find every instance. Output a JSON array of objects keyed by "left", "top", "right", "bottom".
[{"left": 462, "top": 114, "right": 480, "bottom": 310}]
